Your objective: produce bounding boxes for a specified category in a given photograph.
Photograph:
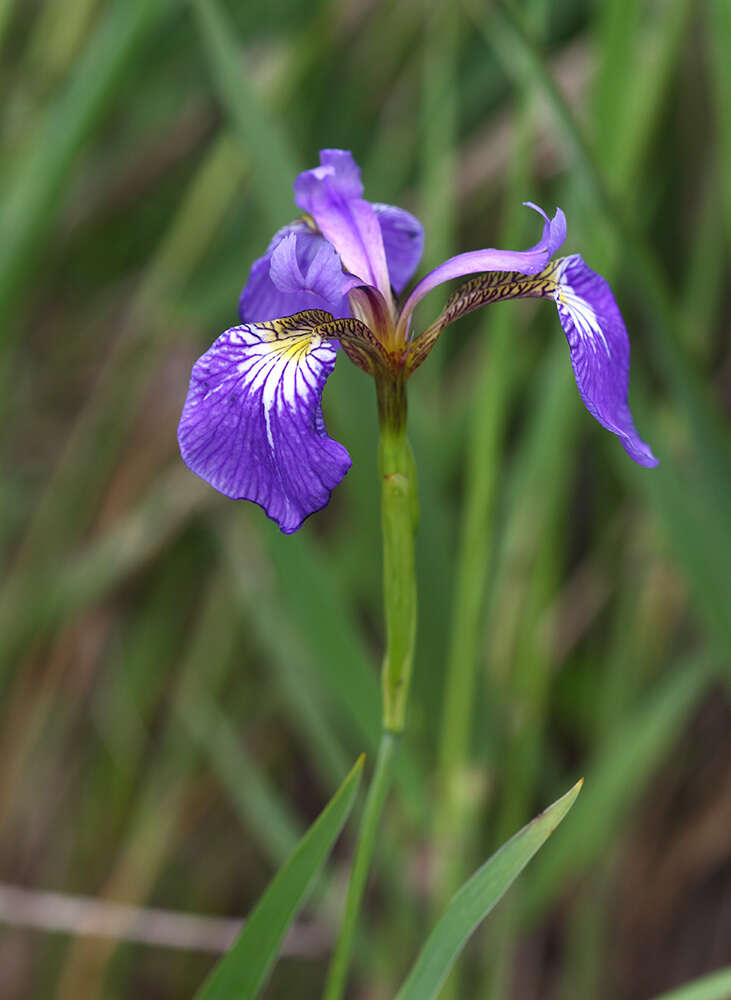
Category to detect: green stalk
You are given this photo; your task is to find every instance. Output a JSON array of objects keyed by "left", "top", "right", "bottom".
[
  {"left": 376, "top": 375, "right": 419, "bottom": 734},
  {"left": 323, "top": 374, "right": 418, "bottom": 1000}
]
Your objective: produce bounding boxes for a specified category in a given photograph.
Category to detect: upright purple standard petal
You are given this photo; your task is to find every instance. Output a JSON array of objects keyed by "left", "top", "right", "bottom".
[
  {"left": 373, "top": 203, "right": 424, "bottom": 294},
  {"left": 397, "top": 203, "right": 566, "bottom": 334},
  {"left": 239, "top": 221, "right": 356, "bottom": 322},
  {"left": 178, "top": 315, "right": 352, "bottom": 533},
  {"left": 553, "top": 255, "right": 658, "bottom": 467},
  {"left": 293, "top": 149, "right": 392, "bottom": 299}
]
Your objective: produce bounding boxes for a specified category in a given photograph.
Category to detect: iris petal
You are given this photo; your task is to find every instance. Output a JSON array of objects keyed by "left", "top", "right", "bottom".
[
  {"left": 239, "top": 221, "right": 353, "bottom": 322},
  {"left": 397, "top": 203, "right": 566, "bottom": 334},
  {"left": 178, "top": 314, "right": 352, "bottom": 533},
  {"left": 293, "top": 150, "right": 392, "bottom": 299},
  {"left": 373, "top": 203, "right": 424, "bottom": 294},
  {"left": 553, "top": 255, "right": 658, "bottom": 467},
  {"left": 407, "top": 249, "right": 657, "bottom": 468}
]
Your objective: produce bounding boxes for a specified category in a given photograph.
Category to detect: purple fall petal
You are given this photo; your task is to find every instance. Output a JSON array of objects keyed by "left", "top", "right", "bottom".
[
  {"left": 293, "top": 149, "right": 392, "bottom": 299},
  {"left": 178, "top": 320, "right": 351, "bottom": 533},
  {"left": 373, "top": 203, "right": 424, "bottom": 294},
  {"left": 398, "top": 203, "right": 566, "bottom": 330},
  {"left": 239, "top": 221, "right": 354, "bottom": 322},
  {"left": 553, "top": 255, "right": 658, "bottom": 467}
]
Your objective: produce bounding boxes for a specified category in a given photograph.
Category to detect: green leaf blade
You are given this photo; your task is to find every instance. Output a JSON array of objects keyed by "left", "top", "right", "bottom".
[
  {"left": 649, "top": 966, "right": 731, "bottom": 1000},
  {"left": 193, "top": 755, "right": 365, "bottom": 1000},
  {"left": 395, "top": 779, "right": 583, "bottom": 1000}
]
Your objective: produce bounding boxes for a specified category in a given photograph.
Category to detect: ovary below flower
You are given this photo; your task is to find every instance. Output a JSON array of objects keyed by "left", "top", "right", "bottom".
[{"left": 178, "top": 149, "right": 657, "bottom": 533}]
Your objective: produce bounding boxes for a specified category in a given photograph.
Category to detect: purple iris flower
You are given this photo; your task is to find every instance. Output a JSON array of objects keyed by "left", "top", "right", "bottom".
[{"left": 178, "top": 149, "right": 657, "bottom": 533}]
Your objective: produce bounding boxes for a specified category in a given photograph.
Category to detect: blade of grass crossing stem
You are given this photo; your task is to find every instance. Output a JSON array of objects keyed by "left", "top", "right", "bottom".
[
  {"left": 193, "top": 756, "right": 364, "bottom": 1000},
  {"left": 648, "top": 967, "right": 731, "bottom": 1000},
  {"left": 191, "top": 0, "right": 300, "bottom": 229},
  {"left": 394, "top": 781, "right": 582, "bottom": 1000}
]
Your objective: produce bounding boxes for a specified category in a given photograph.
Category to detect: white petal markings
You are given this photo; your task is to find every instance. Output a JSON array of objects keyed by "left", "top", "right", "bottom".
[
  {"left": 554, "top": 257, "right": 612, "bottom": 359},
  {"left": 548, "top": 255, "right": 658, "bottom": 467},
  {"left": 178, "top": 319, "right": 351, "bottom": 533}
]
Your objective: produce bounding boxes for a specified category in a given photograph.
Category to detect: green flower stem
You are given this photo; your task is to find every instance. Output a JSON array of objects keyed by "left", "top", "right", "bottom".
[
  {"left": 376, "top": 375, "right": 418, "bottom": 733},
  {"left": 323, "top": 374, "right": 418, "bottom": 1000}
]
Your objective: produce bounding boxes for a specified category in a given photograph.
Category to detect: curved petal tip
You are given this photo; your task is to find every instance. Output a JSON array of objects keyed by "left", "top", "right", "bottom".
[{"left": 523, "top": 202, "right": 566, "bottom": 258}]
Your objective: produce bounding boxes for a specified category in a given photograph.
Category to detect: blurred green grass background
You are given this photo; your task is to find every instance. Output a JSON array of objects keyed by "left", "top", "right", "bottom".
[{"left": 0, "top": 0, "right": 730, "bottom": 997}]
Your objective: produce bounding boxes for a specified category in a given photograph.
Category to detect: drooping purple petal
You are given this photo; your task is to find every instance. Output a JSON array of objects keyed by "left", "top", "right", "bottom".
[
  {"left": 373, "top": 203, "right": 424, "bottom": 294},
  {"left": 239, "top": 221, "right": 355, "bottom": 322},
  {"left": 553, "top": 255, "right": 658, "bottom": 467},
  {"left": 397, "top": 203, "right": 566, "bottom": 334},
  {"left": 293, "top": 149, "right": 392, "bottom": 299},
  {"left": 178, "top": 315, "right": 351, "bottom": 533}
]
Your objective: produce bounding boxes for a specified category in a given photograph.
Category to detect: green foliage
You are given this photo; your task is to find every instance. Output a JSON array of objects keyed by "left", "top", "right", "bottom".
[
  {"left": 649, "top": 967, "right": 731, "bottom": 1000},
  {"left": 396, "top": 780, "right": 582, "bottom": 1000},
  {"left": 194, "top": 756, "right": 363, "bottom": 1000}
]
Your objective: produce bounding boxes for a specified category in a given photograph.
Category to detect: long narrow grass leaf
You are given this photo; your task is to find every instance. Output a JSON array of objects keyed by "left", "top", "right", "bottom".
[
  {"left": 194, "top": 755, "right": 364, "bottom": 1000},
  {"left": 395, "top": 780, "right": 582, "bottom": 1000}
]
